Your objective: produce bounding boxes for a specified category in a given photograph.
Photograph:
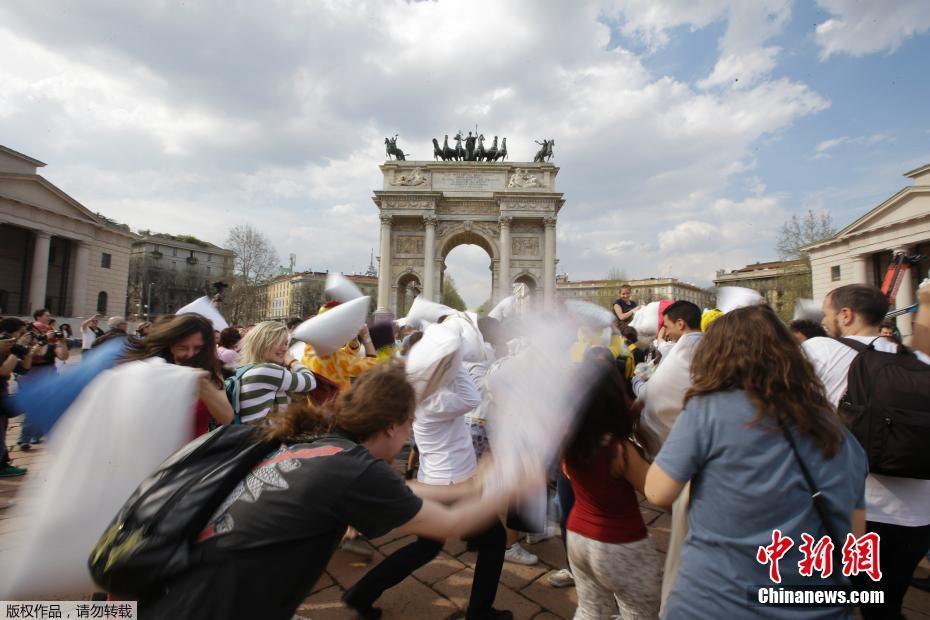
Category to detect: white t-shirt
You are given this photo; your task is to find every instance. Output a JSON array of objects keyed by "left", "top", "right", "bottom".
[
  {"left": 802, "top": 335, "right": 930, "bottom": 527},
  {"left": 81, "top": 328, "right": 97, "bottom": 350},
  {"left": 640, "top": 331, "right": 704, "bottom": 450}
]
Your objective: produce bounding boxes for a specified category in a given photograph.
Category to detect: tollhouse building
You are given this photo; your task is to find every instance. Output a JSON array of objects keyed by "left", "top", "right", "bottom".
[{"left": 0, "top": 145, "right": 135, "bottom": 318}]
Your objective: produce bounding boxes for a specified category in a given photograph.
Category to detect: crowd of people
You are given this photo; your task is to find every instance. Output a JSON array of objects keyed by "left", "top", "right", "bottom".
[{"left": 0, "top": 278, "right": 929, "bottom": 620}]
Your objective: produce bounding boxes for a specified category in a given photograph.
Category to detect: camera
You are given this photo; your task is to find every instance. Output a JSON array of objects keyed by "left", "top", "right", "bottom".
[{"left": 0, "top": 332, "right": 28, "bottom": 359}]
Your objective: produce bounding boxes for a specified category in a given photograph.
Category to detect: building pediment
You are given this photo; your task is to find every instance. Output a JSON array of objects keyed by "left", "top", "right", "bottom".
[
  {"left": 805, "top": 185, "right": 930, "bottom": 252},
  {"left": 836, "top": 187, "right": 930, "bottom": 237},
  {"left": 0, "top": 172, "right": 111, "bottom": 230}
]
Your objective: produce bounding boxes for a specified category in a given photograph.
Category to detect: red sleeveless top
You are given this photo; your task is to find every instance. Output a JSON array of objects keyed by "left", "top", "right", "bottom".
[{"left": 565, "top": 438, "right": 648, "bottom": 544}]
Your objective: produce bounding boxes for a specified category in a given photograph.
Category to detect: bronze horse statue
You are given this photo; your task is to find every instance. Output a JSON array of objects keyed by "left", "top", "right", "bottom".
[
  {"left": 484, "top": 136, "right": 499, "bottom": 162},
  {"left": 474, "top": 134, "right": 487, "bottom": 161},
  {"left": 442, "top": 135, "right": 458, "bottom": 161},
  {"left": 493, "top": 137, "right": 508, "bottom": 161},
  {"left": 533, "top": 139, "right": 553, "bottom": 163},
  {"left": 385, "top": 135, "right": 406, "bottom": 161},
  {"left": 432, "top": 138, "right": 443, "bottom": 160}
]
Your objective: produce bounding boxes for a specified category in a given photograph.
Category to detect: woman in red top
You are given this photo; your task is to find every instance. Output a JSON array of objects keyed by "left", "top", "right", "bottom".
[{"left": 563, "top": 353, "right": 661, "bottom": 619}]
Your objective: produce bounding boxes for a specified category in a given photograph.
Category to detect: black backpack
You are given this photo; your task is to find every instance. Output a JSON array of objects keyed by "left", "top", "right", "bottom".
[
  {"left": 88, "top": 424, "right": 276, "bottom": 597},
  {"left": 838, "top": 337, "right": 930, "bottom": 479}
]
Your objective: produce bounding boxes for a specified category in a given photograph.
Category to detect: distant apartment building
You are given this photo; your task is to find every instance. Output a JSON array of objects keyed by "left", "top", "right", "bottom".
[
  {"left": 556, "top": 276, "right": 716, "bottom": 310},
  {"left": 713, "top": 259, "right": 811, "bottom": 320},
  {"left": 259, "top": 271, "right": 379, "bottom": 321},
  {"left": 127, "top": 233, "right": 235, "bottom": 319}
]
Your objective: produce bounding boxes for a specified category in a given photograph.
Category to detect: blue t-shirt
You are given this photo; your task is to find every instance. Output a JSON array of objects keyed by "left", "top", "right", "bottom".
[{"left": 656, "top": 390, "right": 867, "bottom": 620}]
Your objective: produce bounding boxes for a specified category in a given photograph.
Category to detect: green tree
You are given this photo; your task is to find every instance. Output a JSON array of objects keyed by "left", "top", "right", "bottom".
[
  {"left": 476, "top": 298, "right": 494, "bottom": 316},
  {"left": 441, "top": 275, "right": 467, "bottom": 311}
]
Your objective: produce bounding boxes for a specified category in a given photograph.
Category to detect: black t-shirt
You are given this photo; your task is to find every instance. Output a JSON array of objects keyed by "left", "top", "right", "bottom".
[
  {"left": 613, "top": 299, "right": 638, "bottom": 315},
  {"left": 143, "top": 433, "right": 422, "bottom": 620}
]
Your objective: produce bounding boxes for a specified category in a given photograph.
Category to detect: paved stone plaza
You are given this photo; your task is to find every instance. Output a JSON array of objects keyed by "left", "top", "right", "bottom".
[{"left": 1, "top": 421, "right": 928, "bottom": 619}]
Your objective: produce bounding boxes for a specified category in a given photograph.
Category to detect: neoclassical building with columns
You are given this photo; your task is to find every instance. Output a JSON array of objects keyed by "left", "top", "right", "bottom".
[
  {"left": 0, "top": 145, "right": 135, "bottom": 319},
  {"left": 373, "top": 160, "right": 564, "bottom": 316},
  {"left": 804, "top": 162, "right": 930, "bottom": 341}
]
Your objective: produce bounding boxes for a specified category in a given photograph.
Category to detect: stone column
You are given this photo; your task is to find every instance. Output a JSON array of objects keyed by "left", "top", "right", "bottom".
[
  {"left": 29, "top": 230, "right": 51, "bottom": 314},
  {"left": 498, "top": 216, "right": 512, "bottom": 301},
  {"left": 851, "top": 254, "right": 869, "bottom": 284},
  {"left": 423, "top": 215, "right": 437, "bottom": 301},
  {"left": 893, "top": 248, "right": 915, "bottom": 341},
  {"left": 71, "top": 241, "right": 90, "bottom": 317},
  {"left": 543, "top": 216, "right": 557, "bottom": 310},
  {"left": 376, "top": 214, "right": 393, "bottom": 313}
]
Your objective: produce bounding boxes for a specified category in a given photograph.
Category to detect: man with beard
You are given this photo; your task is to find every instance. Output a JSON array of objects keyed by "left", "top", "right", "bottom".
[
  {"left": 120, "top": 314, "right": 233, "bottom": 437},
  {"left": 803, "top": 284, "right": 930, "bottom": 619}
]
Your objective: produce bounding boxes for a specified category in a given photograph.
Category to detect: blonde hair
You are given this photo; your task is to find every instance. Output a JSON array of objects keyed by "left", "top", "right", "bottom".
[{"left": 238, "top": 321, "right": 289, "bottom": 365}]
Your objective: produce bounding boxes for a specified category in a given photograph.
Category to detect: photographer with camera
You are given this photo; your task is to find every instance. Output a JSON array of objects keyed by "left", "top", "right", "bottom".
[
  {"left": 0, "top": 317, "right": 40, "bottom": 477},
  {"left": 16, "top": 315, "right": 69, "bottom": 450}
]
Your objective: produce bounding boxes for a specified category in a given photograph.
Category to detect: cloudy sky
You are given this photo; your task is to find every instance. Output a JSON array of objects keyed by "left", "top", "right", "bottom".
[{"left": 2, "top": 0, "right": 929, "bottom": 307}]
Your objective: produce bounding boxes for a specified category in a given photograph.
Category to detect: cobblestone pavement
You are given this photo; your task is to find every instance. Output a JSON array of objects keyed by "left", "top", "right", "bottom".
[{"left": 2, "top": 422, "right": 928, "bottom": 619}]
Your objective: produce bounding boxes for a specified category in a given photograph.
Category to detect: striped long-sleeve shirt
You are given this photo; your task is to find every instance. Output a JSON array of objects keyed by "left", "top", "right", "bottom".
[{"left": 238, "top": 363, "right": 316, "bottom": 423}]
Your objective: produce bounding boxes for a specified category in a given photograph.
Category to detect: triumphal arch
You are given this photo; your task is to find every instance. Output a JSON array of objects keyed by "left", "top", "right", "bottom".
[{"left": 373, "top": 159, "right": 564, "bottom": 316}]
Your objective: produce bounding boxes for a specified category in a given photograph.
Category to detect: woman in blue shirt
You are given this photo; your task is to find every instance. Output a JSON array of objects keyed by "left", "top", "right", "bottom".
[{"left": 645, "top": 305, "right": 868, "bottom": 619}]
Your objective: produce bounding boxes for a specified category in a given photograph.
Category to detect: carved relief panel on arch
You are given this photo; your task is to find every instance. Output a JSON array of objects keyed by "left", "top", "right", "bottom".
[
  {"left": 512, "top": 237, "right": 540, "bottom": 256},
  {"left": 395, "top": 236, "right": 424, "bottom": 255}
]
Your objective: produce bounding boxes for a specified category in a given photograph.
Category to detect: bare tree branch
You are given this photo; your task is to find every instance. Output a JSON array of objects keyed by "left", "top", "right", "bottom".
[{"left": 776, "top": 209, "right": 836, "bottom": 259}]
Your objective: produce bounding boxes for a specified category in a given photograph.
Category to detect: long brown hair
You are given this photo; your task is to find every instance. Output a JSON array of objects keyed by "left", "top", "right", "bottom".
[
  {"left": 686, "top": 305, "right": 844, "bottom": 458},
  {"left": 258, "top": 364, "right": 415, "bottom": 443},
  {"left": 120, "top": 314, "right": 223, "bottom": 388},
  {"left": 564, "top": 351, "right": 633, "bottom": 468}
]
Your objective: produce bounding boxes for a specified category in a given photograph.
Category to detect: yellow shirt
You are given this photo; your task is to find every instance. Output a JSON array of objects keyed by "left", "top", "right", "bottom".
[{"left": 301, "top": 344, "right": 380, "bottom": 392}]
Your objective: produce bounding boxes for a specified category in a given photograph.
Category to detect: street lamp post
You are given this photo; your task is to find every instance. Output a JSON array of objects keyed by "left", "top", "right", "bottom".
[{"left": 147, "top": 281, "right": 156, "bottom": 320}]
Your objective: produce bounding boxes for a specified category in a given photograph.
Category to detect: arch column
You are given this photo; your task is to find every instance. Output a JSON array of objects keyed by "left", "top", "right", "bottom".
[
  {"left": 377, "top": 215, "right": 393, "bottom": 312},
  {"left": 423, "top": 215, "right": 437, "bottom": 301},
  {"left": 29, "top": 230, "right": 51, "bottom": 314},
  {"left": 543, "top": 216, "right": 556, "bottom": 310},
  {"left": 498, "top": 216, "right": 512, "bottom": 301}
]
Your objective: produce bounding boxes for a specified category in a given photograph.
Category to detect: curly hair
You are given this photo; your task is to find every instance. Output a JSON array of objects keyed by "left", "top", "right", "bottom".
[
  {"left": 258, "top": 363, "right": 415, "bottom": 444},
  {"left": 686, "top": 305, "right": 844, "bottom": 458}
]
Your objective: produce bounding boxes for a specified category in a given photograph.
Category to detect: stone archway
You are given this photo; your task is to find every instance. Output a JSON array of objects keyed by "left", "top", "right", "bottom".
[
  {"left": 439, "top": 228, "right": 497, "bottom": 307},
  {"left": 373, "top": 160, "right": 564, "bottom": 316},
  {"left": 395, "top": 270, "right": 421, "bottom": 317}
]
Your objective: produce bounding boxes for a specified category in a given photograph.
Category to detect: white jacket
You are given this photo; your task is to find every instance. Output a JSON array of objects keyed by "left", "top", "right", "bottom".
[
  {"left": 413, "top": 363, "right": 482, "bottom": 484},
  {"left": 638, "top": 331, "right": 703, "bottom": 455}
]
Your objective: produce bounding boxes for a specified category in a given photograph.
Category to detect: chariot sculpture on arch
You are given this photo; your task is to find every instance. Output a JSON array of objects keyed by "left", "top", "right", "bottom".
[{"left": 431, "top": 131, "right": 509, "bottom": 162}]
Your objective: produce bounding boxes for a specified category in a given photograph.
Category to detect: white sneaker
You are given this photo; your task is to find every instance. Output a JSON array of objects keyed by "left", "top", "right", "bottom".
[
  {"left": 548, "top": 568, "right": 575, "bottom": 588},
  {"left": 525, "top": 525, "right": 557, "bottom": 545},
  {"left": 504, "top": 542, "right": 538, "bottom": 566}
]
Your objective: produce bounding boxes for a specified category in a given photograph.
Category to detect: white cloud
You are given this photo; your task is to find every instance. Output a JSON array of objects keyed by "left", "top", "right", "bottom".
[
  {"left": 658, "top": 221, "right": 718, "bottom": 251},
  {"left": 697, "top": 47, "right": 780, "bottom": 89},
  {"left": 607, "top": 0, "right": 730, "bottom": 51},
  {"left": 0, "top": 0, "right": 836, "bottom": 294},
  {"left": 815, "top": 0, "right": 930, "bottom": 59},
  {"left": 814, "top": 133, "right": 894, "bottom": 159}
]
